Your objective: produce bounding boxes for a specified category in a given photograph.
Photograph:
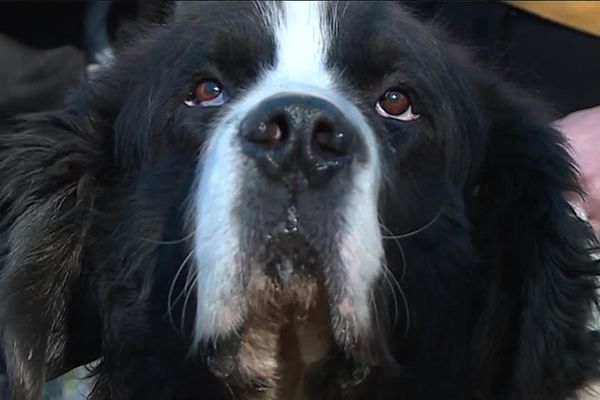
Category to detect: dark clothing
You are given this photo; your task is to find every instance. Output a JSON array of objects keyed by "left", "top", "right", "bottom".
[
  {"left": 404, "top": 2, "right": 600, "bottom": 115},
  {"left": 0, "top": 34, "right": 85, "bottom": 119},
  {"left": 0, "top": 1, "right": 172, "bottom": 121}
]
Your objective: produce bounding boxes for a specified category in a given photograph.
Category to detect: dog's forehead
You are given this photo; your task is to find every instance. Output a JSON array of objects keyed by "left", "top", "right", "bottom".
[
  {"left": 173, "top": 2, "right": 424, "bottom": 78},
  {"left": 168, "top": 1, "right": 444, "bottom": 116},
  {"left": 176, "top": 2, "right": 335, "bottom": 70}
]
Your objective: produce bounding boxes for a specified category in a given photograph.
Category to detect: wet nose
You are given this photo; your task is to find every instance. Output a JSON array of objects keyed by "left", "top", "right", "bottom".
[{"left": 239, "top": 94, "right": 358, "bottom": 186}]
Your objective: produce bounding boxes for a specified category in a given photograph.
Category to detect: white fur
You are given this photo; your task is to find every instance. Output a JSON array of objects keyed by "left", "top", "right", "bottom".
[
  {"left": 271, "top": 2, "right": 332, "bottom": 88},
  {"left": 192, "top": 118, "right": 245, "bottom": 341},
  {"left": 192, "top": 1, "right": 383, "bottom": 344}
]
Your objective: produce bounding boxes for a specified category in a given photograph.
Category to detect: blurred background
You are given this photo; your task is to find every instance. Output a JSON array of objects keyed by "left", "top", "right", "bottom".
[{"left": 0, "top": 1, "right": 599, "bottom": 399}]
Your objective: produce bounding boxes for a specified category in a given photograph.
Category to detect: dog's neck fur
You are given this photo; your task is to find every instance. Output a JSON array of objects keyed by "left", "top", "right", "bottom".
[
  {"left": 220, "top": 273, "right": 332, "bottom": 400},
  {"left": 236, "top": 303, "right": 331, "bottom": 400}
]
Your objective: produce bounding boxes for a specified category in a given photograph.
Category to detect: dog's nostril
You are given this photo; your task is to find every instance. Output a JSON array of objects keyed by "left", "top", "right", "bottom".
[
  {"left": 267, "top": 122, "right": 282, "bottom": 142},
  {"left": 313, "top": 121, "right": 347, "bottom": 156},
  {"left": 272, "top": 114, "right": 288, "bottom": 143},
  {"left": 260, "top": 121, "right": 282, "bottom": 143},
  {"left": 250, "top": 115, "right": 288, "bottom": 146}
]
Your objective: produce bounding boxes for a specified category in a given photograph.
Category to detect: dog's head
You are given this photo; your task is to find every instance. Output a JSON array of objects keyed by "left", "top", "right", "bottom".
[{"left": 1, "top": 2, "right": 598, "bottom": 399}]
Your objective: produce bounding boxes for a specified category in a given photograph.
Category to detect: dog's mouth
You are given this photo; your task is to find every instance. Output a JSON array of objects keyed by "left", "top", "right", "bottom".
[{"left": 201, "top": 223, "right": 374, "bottom": 398}]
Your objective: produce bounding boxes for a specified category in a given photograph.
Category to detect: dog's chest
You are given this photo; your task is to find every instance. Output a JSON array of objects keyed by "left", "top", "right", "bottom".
[
  {"left": 216, "top": 273, "right": 333, "bottom": 400},
  {"left": 237, "top": 308, "right": 331, "bottom": 400}
]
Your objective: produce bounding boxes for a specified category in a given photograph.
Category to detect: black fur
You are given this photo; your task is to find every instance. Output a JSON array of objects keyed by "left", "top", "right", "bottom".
[{"left": 1, "top": 2, "right": 599, "bottom": 400}]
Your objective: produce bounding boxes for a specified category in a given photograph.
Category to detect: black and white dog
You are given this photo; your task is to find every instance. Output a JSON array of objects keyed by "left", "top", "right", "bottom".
[{"left": 1, "top": 2, "right": 599, "bottom": 400}]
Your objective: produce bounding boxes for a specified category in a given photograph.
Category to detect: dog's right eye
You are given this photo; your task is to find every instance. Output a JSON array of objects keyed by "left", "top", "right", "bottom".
[
  {"left": 185, "top": 80, "right": 228, "bottom": 107},
  {"left": 376, "top": 88, "right": 420, "bottom": 121}
]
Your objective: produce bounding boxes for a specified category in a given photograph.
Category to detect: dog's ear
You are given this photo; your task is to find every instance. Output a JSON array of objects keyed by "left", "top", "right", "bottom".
[
  {"left": 469, "top": 78, "right": 600, "bottom": 398},
  {"left": 0, "top": 102, "right": 107, "bottom": 399}
]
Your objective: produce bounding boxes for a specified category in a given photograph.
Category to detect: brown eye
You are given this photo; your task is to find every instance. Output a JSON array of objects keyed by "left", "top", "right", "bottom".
[
  {"left": 375, "top": 89, "right": 420, "bottom": 121},
  {"left": 185, "top": 79, "right": 227, "bottom": 107},
  {"left": 380, "top": 90, "right": 409, "bottom": 114}
]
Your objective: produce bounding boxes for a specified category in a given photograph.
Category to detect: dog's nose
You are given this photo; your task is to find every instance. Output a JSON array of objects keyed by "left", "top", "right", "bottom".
[{"left": 239, "top": 94, "right": 357, "bottom": 186}]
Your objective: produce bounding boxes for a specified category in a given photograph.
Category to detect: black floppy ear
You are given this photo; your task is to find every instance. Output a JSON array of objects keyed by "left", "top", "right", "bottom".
[
  {"left": 0, "top": 105, "right": 106, "bottom": 399},
  {"left": 470, "top": 80, "right": 600, "bottom": 399}
]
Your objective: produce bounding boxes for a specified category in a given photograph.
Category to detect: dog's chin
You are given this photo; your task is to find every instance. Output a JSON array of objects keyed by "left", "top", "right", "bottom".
[{"left": 202, "top": 232, "right": 376, "bottom": 396}]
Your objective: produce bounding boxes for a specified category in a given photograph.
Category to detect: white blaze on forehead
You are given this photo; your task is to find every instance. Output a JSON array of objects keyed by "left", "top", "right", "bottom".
[
  {"left": 271, "top": 1, "right": 332, "bottom": 87},
  {"left": 192, "top": 1, "right": 383, "bottom": 344}
]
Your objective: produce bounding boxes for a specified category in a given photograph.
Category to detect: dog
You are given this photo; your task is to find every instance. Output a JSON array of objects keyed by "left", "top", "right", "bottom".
[{"left": 1, "top": 2, "right": 599, "bottom": 399}]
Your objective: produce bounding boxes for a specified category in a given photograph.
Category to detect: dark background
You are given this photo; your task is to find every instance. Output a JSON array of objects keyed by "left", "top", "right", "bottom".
[{"left": 407, "top": 1, "right": 600, "bottom": 115}]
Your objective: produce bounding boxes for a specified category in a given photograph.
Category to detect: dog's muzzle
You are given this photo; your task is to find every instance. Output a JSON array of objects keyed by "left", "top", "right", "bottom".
[{"left": 191, "top": 85, "right": 383, "bottom": 396}]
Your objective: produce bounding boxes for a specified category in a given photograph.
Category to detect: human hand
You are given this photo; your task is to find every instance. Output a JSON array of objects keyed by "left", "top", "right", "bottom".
[{"left": 555, "top": 106, "right": 600, "bottom": 235}]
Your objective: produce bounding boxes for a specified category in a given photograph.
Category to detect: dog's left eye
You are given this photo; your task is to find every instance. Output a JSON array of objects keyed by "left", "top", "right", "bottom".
[
  {"left": 185, "top": 79, "right": 228, "bottom": 107},
  {"left": 376, "top": 89, "right": 420, "bottom": 121}
]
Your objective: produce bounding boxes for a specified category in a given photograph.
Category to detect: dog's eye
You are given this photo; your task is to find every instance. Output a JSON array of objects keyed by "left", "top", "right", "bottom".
[
  {"left": 376, "top": 89, "right": 420, "bottom": 121},
  {"left": 185, "top": 80, "right": 227, "bottom": 107}
]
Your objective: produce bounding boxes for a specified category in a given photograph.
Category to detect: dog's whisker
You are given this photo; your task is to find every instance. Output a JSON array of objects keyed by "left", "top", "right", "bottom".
[
  {"left": 379, "top": 220, "right": 404, "bottom": 327},
  {"left": 136, "top": 231, "right": 195, "bottom": 245},
  {"left": 379, "top": 219, "right": 408, "bottom": 282},
  {"left": 169, "top": 251, "right": 196, "bottom": 302},
  {"left": 381, "top": 261, "right": 399, "bottom": 329},
  {"left": 375, "top": 241, "right": 399, "bottom": 328},
  {"left": 166, "top": 249, "right": 195, "bottom": 333},
  {"left": 382, "top": 261, "right": 410, "bottom": 337},
  {"left": 381, "top": 202, "right": 447, "bottom": 240},
  {"left": 181, "top": 268, "right": 199, "bottom": 334},
  {"left": 369, "top": 289, "right": 382, "bottom": 334}
]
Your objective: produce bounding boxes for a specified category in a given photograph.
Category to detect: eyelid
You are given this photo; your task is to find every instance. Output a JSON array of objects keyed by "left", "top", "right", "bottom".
[
  {"left": 375, "top": 101, "right": 420, "bottom": 121},
  {"left": 199, "top": 92, "right": 228, "bottom": 107},
  {"left": 184, "top": 91, "right": 228, "bottom": 107}
]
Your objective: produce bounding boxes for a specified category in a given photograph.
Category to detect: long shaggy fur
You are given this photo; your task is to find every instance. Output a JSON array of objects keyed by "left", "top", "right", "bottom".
[{"left": 1, "top": 2, "right": 599, "bottom": 400}]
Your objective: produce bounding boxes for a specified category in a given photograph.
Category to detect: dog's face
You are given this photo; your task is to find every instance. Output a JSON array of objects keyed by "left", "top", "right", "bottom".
[
  {"left": 189, "top": 2, "right": 391, "bottom": 353},
  {"left": 91, "top": 1, "right": 483, "bottom": 391},
  {"left": 2, "top": 2, "right": 598, "bottom": 400},
  {"left": 175, "top": 1, "right": 462, "bottom": 354},
  {"left": 151, "top": 1, "right": 475, "bottom": 378}
]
